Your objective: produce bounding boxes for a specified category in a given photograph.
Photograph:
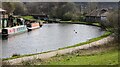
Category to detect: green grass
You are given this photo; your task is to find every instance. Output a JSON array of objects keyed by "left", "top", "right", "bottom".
[
  {"left": 21, "top": 16, "right": 46, "bottom": 23},
  {"left": 92, "top": 23, "right": 101, "bottom": 26},
  {"left": 39, "top": 20, "right": 45, "bottom": 23},
  {"left": 21, "top": 16, "right": 35, "bottom": 20},
  {"left": 77, "top": 22, "right": 101, "bottom": 27},
  {"left": 60, "top": 21, "right": 72, "bottom": 22},
  {"left": 38, "top": 49, "right": 118, "bottom": 65}
]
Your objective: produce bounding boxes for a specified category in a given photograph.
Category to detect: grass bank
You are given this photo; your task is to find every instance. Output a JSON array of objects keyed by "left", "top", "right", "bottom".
[
  {"left": 20, "top": 41, "right": 118, "bottom": 65},
  {"left": 36, "top": 47, "right": 118, "bottom": 65},
  {"left": 21, "top": 16, "right": 35, "bottom": 20},
  {"left": 21, "top": 16, "right": 45, "bottom": 23},
  {"left": 60, "top": 21, "right": 101, "bottom": 27}
]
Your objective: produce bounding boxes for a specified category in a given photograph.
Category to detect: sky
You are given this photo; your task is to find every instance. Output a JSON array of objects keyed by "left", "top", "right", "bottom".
[{"left": 0, "top": 0, "right": 120, "bottom": 2}]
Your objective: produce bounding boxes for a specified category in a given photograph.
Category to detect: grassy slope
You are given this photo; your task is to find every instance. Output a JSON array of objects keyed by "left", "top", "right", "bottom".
[{"left": 38, "top": 48, "right": 118, "bottom": 65}]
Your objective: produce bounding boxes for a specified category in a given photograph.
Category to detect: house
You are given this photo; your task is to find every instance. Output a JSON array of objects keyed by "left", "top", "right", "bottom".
[{"left": 85, "top": 8, "right": 109, "bottom": 23}]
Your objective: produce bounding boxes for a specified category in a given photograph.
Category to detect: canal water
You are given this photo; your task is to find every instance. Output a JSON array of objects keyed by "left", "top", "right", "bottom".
[{"left": 1, "top": 23, "right": 105, "bottom": 58}]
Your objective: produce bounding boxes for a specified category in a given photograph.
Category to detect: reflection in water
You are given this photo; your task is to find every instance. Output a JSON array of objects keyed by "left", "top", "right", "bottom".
[{"left": 1, "top": 23, "right": 105, "bottom": 58}]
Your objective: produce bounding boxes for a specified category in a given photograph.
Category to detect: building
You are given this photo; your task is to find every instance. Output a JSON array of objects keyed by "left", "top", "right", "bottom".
[{"left": 85, "top": 8, "right": 109, "bottom": 23}]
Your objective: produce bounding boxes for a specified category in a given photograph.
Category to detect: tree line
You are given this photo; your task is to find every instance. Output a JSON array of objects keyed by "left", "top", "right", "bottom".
[{"left": 1, "top": 2, "right": 101, "bottom": 21}]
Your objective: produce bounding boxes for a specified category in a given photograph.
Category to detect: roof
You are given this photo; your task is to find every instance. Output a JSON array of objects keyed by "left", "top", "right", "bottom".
[
  {"left": 86, "top": 9, "right": 100, "bottom": 16},
  {"left": 0, "top": 8, "right": 6, "bottom": 12},
  {"left": 86, "top": 8, "right": 109, "bottom": 17},
  {"left": 100, "top": 12, "right": 109, "bottom": 16}
]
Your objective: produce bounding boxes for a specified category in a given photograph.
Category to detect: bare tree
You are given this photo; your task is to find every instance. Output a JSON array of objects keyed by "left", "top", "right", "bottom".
[
  {"left": 107, "top": 10, "right": 119, "bottom": 33},
  {"left": 13, "top": 2, "right": 28, "bottom": 15},
  {"left": 2, "top": 2, "right": 15, "bottom": 14},
  {"left": 87, "top": 2, "right": 98, "bottom": 13}
]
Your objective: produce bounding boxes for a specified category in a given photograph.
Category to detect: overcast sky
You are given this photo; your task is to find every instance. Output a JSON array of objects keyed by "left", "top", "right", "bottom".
[{"left": 1, "top": 0, "right": 120, "bottom": 2}]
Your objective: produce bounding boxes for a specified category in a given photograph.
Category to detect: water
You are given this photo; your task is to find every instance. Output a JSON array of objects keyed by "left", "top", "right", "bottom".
[{"left": 1, "top": 23, "right": 105, "bottom": 58}]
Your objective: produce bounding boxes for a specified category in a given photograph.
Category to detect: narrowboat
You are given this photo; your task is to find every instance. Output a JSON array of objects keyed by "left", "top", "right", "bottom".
[
  {"left": 25, "top": 20, "right": 43, "bottom": 31},
  {"left": 1, "top": 14, "right": 27, "bottom": 38},
  {"left": 2, "top": 25, "right": 27, "bottom": 37}
]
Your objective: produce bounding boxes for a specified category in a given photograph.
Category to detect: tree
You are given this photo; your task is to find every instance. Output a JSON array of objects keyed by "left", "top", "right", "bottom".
[
  {"left": 87, "top": 2, "right": 98, "bottom": 13},
  {"left": 13, "top": 2, "right": 28, "bottom": 15},
  {"left": 0, "top": 1, "right": 2, "bottom": 8},
  {"left": 106, "top": 10, "right": 119, "bottom": 34},
  {"left": 63, "top": 12, "right": 73, "bottom": 21},
  {"left": 2, "top": 2, "right": 15, "bottom": 14},
  {"left": 54, "top": 2, "right": 81, "bottom": 20}
]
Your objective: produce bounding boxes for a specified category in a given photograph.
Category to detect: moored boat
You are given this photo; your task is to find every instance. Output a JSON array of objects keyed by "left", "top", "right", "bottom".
[
  {"left": 1, "top": 14, "right": 27, "bottom": 38},
  {"left": 25, "top": 20, "right": 43, "bottom": 31},
  {"left": 2, "top": 25, "right": 27, "bottom": 37}
]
